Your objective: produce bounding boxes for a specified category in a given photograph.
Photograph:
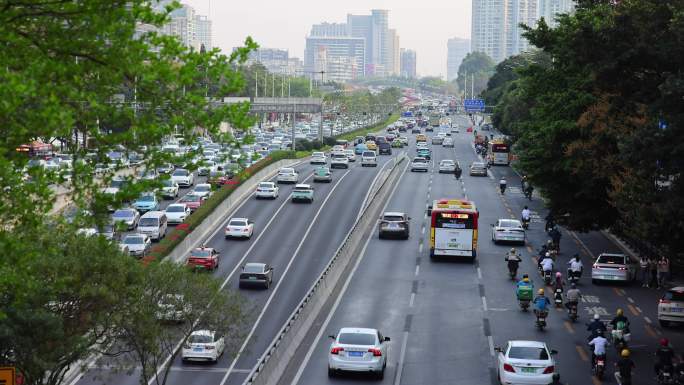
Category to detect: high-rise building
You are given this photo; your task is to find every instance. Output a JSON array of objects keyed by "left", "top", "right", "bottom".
[
  {"left": 310, "top": 22, "right": 349, "bottom": 37},
  {"left": 387, "top": 29, "right": 400, "bottom": 76},
  {"left": 472, "top": 0, "right": 573, "bottom": 62},
  {"left": 447, "top": 38, "right": 471, "bottom": 81},
  {"left": 304, "top": 36, "right": 366, "bottom": 81},
  {"left": 195, "top": 15, "right": 212, "bottom": 50},
  {"left": 347, "top": 9, "right": 391, "bottom": 76},
  {"left": 400, "top": 49, "right": 417, "bottom": 78},
  {"left": 165, "top": 5, "right": 197, "bottom": 49},
  {"left": 538, "top": 0, "right": 576, "bottom": 27}
]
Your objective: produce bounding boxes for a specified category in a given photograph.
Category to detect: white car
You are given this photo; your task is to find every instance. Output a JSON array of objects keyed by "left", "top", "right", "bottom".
[
  {"left": 171, "top": 168, "right": 194, "bottom": 187},
  {"left": 451, "top": 126, "right": 460, "bottom": 134},
  {"left": 438, "top": 159, "right": 456, "bottom": 173},
  {"left": 276, "top": 167, "right": 299, "bottom": 184},
  {"left": 255, "top": 181, "right": 279, "bottom": 199},
  {"left": 310, "top": 152, "right": 327, "bottom": 165},
  {"left": 360, "top": 151, "right": 377, "bottom": 167},
  {"left": 330, "top": 152, "right": 349, "bottom": 169},
  {"left": 496, "top": 340, "right": 557, "bottom": 385},
  {"left": 121, "top": 234, "right": 151, "bottom": 258},
  {"left": 191, "top": 183, "right": 212, "bottom": 199},
  {"left": 197, "top": 161, "right": 216, "bottom": 176},
  {"left": 591, "top": 253, "right": 637, "bottom": 283},
  {"left": 165, "top": 203, "right": 191, "bottom": 224},
  {"left": 160, "top": 179, "right": 179, "bottom": 199},
  {"left": 344, "top": 149, "right": 356, "bottom": 162},
  {"left": 410, "top": 157, "right": 429, "bottom": 172},
  {"left": 442, "top": 137, "right": 455, "bottom": 147},
  {"left": 181, "top": 330, "right": 225, "bottom": 363},
  {"left": 492, "top": 219, "right": 526, "bottom": 245},
  {"left": 328, "top": 327, "right": 390, "bottom": 379},
  {"left": 658, "top": 287, "right": 684, "bottom": 327},
  {"left": 225, "top": 217, "right": 254, "bottom": 239}
]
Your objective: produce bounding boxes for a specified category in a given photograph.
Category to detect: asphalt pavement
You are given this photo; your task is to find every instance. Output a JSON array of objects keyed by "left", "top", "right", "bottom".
[{"left": 287, "top": 114, "right": 684, "bottom": 385}]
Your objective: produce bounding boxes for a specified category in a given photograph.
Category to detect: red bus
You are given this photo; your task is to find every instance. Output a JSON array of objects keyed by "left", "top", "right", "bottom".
[{"left": 429, "top": 199, "right": 479, "bottom": 261}]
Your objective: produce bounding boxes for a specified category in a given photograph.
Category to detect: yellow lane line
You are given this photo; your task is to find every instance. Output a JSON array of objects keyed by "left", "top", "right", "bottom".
[
  {"left": 576, "top": 345, "right": 589, "bottom": 362},
  {"left": 563, "top": 321, "right": 575, "bottom": 334}
]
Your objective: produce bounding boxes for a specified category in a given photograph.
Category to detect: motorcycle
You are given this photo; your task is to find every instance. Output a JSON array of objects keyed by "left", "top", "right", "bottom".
[
  {"left": 567, "top": 302, "right": 578, "bottom": 322},
  {"left": 567, "top": 269, "right": 581, "bottom": 285},
  {"left": 507, "top": 258, "right": 519, "bottom": 280},
  {"left": 524, "top": 186, "right": 533, "bottom": 201},
  {"left": 614, "top": 371, "right": 632, "bottom": 385},
  {"left": 611, "top": 327, "right": 630, "bottom": 353},
  {"left": 543, "top": 270, "right": 552, "bottom": 286},
  {"left": 500, "top": 184, "right": 507, "bottom": 194},
  {"left": 592, "top": 354, "right": 606, "bottom": 379},
  {"left": 522, "top": 216, "right": 530, "bottom": 230},
  {"left": 535, "top": 311, "right": 548, "bottom": 330},
  {"left": 519, "top": 299, "right": 530, "bottom": 311},
  {"left": 554, "top": 288, "right": 563, "bottom": 308},
  {"left": 657, "top": 364, "right": 675, "bottom": 384}
]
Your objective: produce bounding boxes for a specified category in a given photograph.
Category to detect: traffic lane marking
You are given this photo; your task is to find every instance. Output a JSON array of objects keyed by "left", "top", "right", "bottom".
[{"left": 575, "top": 344, "right": 589, "bottom": 362}]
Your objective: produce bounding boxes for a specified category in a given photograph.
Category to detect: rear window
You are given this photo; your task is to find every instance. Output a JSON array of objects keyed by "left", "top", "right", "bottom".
[
  {"left": 664, "top": 291, "right": 684, "bottom": 302},
  {"left": 338, "top": 333, "right": 375, "bottom": 345},
  {"left": 191, "top": 249, "right": 212, "bottom": 258},
  {"left": 294, "top": 187, "right": 311, "bottom": 192},
  {"left": 244, "top": 265, "right": 265, "bottom": 273},
  {"left": 166, "top": 205, "right": 185, "bottom": 212},
  {"left": 362, "top": 152, "right": 375, "bottom": 157},
  {"left": 229, "top": 220, "right": 247, "bottom": 227},
  {"left": 279, "top": 168, "right": 294, "bottom": 174},
  {"left": 259, "top": 182, "right": 273, "bottom": 188},
  {"left": 188, "top": 334, "right": 213, "bottom": 344},
  {"left": 508, "top": 346, "right": 549, "bottom": 360},
  {"left": 499, "top": 220, "right": 520, "bottom": 228},
  {"left": 383, "top": 215, "right": 404, "bottom": 222},
  {"left": 597, "top": 255, "right": 626, "bottom": 264},
  {"left": 139, "top": 218, "right": 159, "bottom": 227},
  {"left": 413, "top": 158, "right": 427, "bottom": 163}
]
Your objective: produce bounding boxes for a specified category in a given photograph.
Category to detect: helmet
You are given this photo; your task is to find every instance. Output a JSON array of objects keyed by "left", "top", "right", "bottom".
[
  {"left": 616, "top": 308, "right": 624, "bottom": 316},
  {"left": 510, "top": 248, "right": 516, "bottom": 253},
  {"left": 660, "top": 338, "right": 669, "bottom": 347},
  {"left": 523, "top": 273, "right": 529, "bottom": 279},
  {"left": 538, "top": 288, "right": 545, "bottom": 295},
  {"left": 545, "top": 252, "right": 551, "bottom": 257},
  {"left": 556, "top": 272, "right": 562, "bottom": 278},
  {"left": 594, "top": 314, "right": 600, "bottom": 320},
  {"left": 522, "top": 277, "right": 530, "bottom": 282},
  {"left": 524, "top": 206, "right": 528, "bottom": 209},
  {"left": 621, "top": 349, "right": 630, "bottom": 358},
  {"left": 570, "top": 283, "right": 577, "bottom": 289},
  {"left": 547, "top": 240, "right": 553, "bottom": 245}
]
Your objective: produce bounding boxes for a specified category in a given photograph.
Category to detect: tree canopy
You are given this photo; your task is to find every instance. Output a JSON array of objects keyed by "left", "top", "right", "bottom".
[
  {"left": 484, "top": 0, "right": 684, "bottom": 260},
  {"left": 456, "top": 52, "right": 495, "bottom": 97}
]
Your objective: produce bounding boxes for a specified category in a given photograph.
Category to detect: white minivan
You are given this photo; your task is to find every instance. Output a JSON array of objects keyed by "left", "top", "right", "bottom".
[{"left": 137, "top": 211, "right": 168, "bottom": 241}]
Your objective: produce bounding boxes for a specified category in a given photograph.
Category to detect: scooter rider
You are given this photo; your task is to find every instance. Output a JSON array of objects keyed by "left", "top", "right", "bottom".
[
  {"left": 549, "top": 226, "right": 562, "bottom": 251},
  {"left": 506, "top": 248, "right": 522, "bottom": 277},
  {"left": 516, "top": 274, "right": 534, "bottom": 302},
  {"left": 615, "top": 349, "right": 635, "bottom": 385},
  {"left": 567, "top": 254, "right": 584, "bottom": 281},
  {"left": 565, "top": 283, "right": 581, "bottom": 311},
  {"left": 587, "top": 314, "right": 607, "bottom": 341},
  {"left": 588, "top": 330, "right": 608, "bottom": 370},
  {"left": 611, "top": 308, "right": 631, "bottom": 334},
  {"left": 540, "top": 253, "right": 554, "bottom": 277},
  {"left": 533, "top": 288, "right": 551, "bottom": 316},
  {"left": 553, "top": 271, "right": 564, "bottom": 292},
  {"left": 521, "top": 206, "right": 531, "bottom": 227},
  {"left": 499, "top": 177, "right": 507, "bottom": 194},
  {"left": 654, "top": 338, "right": 675, "bottom": 376}
]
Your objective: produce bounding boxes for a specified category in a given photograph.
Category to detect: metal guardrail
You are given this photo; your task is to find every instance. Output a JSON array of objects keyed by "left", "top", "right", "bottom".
[{"left": 242, "top": 154, "right": 408, "bottom": 385}]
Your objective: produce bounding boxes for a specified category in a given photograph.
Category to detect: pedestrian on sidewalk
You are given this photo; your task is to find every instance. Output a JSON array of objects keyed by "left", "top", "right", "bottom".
[
  {"left": 649, "top": 257, "right": 659, "bottom": 288},
  {"left": 639, "top": 255, "right": 650, "bottom": 287},
  {"left": 658, "top": 256, "right": 670, "bottom": 289}
]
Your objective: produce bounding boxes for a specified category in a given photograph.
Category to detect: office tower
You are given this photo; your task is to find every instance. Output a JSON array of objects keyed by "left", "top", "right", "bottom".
[
  {"left": 195, "top": 15, "right": 212, "bottom": 50},
  {"left": 447, "top": 38, "right": 471, "bottom": 81},
  {"left": 310, "top": 22, "right": 349, "bottom": 37},
  {"left": 400, "top": 49, "right": 417, "bottom": 78},
  {"left": 538, "top": 0, "right": 576, "bottom": 27},
  {"left": 347, "top": 9, "right": 390, "bottom": 76},
  {"left": 387, "top": 29, "right": 400, "bottom": 76},
  {"left": 304, "top": 36, "right": 366, "bottom": 81}
]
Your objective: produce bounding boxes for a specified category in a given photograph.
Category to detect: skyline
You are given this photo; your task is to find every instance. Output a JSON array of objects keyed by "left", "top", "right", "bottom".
[{"left": 182, "top": 0, "right": 472, "bottom": 78}]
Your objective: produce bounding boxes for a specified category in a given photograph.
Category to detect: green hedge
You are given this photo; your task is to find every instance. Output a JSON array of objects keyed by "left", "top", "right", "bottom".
[{"left": 336, "top": 113, "right": 400, "bottom": 142}]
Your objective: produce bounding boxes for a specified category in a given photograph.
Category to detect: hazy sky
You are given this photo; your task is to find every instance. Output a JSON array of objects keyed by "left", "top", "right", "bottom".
[{"left": 183, "top": 0, "right": 472, "bottom": 78}]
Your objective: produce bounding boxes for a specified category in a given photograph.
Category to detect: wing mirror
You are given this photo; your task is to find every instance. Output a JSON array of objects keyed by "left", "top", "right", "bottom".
[
  {"left": 494, "top": 347, "right": 502, "bottom": 353},
  {"left": 384, "top": 336, "right": 391, "bottom": 342},
  {"left": 328, "top": 334, "right": 336, "bottom": 340},
  {"left": 551, "top": 349, "right": 558, "bottom": 355}
]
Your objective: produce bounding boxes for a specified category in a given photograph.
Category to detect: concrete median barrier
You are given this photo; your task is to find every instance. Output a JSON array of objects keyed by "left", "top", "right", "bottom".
[{"left": 242, "top": 153, "right": 408, "bottom": 385}]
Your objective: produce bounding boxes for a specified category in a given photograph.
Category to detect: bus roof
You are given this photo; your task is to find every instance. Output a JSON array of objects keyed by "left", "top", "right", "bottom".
[{"left": 431, "top": 199, "right": 477, "bottom": 213}]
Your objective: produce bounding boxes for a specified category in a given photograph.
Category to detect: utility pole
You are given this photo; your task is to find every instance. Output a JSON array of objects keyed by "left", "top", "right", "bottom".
[
  {"left": 464, "top": 72, "right": 468, "bottom": 100},
  {"left": 255, "top": 71, "right": 258, "bottom": 98},
  {"left": 471, "top": 73, "right": 474, "bottom": 100}
]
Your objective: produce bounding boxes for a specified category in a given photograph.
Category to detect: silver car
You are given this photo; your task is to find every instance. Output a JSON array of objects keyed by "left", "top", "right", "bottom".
[
  {"left": 121, "top": 234, "right": 151, "bottom": 258},
  {"left": 438, "top": 159, "right": 456, "bottom": 173},
  {"left": 591, "top": 253, "right": 637, "bottom": 283},
  {"left": 491, "top": 219, "right": 526, "bottom": 245},
  {"left": 410, "top": 157, "right": 429, "bottom": 172},
  {"left": 469, "top": 161, "right": 488, "bottom": 176},
  {"left": 328, "top": 327, "right": 390, "bottom": 379}
]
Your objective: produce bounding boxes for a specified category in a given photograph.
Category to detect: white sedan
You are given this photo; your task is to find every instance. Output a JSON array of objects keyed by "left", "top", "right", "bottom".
[
  {"left": 171, "top": 168, "right": 194, "bottom": 187},
  {"left": 165, "top": 203, "right": 191, "bottom": 224},
  {"left": 225, "top": 217, "right": 254, "bottom": 239},
  {"left": 255, "top": 181, "right": 279, "bottom": 199},
  {"left": 191, "top": 183, "right": 213, "bottom": 199},
  {"left": 276, "top": 167, "right": 299, "bottom": 184},
  {"left": 492, "top": 219, "right": 526, "bottom": 245},
  {"left": 181, "top": 330, "right": 225, "bottom": 363},
  {"left": 328, "top": 327, "right": 390, "bottom": 379},
  {"left": 496, "top": 340, "right": 557, "bottom": 384}
]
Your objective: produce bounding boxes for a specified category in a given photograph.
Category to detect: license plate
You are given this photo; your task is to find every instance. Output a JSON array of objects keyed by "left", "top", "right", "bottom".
[
  {"left": 671, "top": 308, "right": 683, "bottom": 312},
  {"left": 248, "top": 276, "right": 257, "bottom": 280},
  {"left": 348, "top": 351, "right": 363, "bottom": 357},
  {"left": 389, "top": 223, "right": 399, "bottom": 229},
  {"left": 193, "top": 347, "right": 203, "bottom": 352},
  {"left": 521, "top": 367, "right": 536, "bottom": 373}
]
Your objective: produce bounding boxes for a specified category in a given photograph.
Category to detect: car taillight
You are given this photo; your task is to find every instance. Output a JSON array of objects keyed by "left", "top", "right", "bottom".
[
  {"left": 503, "top": 363, "right": 515, "bottom": 373},
  {"left": 543, "top": 365, "right": 555, "bottom": 374},
  {"left": 330, "top": 347, "right": 344, "bottom": 355},
  {"left": 368, "top": 348, "right": 382, "bottom": 357},
  {"left": 243, "top": 229, "right": 249, "bottom": 232},
  {"left": 618, "top": 267, "right": 626, "bottom": 270},
  {"left": 660, "top": 299, "right": 671, "bottom": 304}
]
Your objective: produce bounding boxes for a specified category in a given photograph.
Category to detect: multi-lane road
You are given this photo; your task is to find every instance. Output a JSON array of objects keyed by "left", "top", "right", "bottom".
[{"left": 75, "top": 114, "right": 684, "bottom": 385}]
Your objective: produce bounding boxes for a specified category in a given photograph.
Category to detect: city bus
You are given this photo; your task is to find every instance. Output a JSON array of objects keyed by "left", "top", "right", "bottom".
[
  {"left": 428, "top": 199, "right": 479, "bottom": 260},
  {"left": 487, "top": 138, "right": 511, "bottom": 166}
]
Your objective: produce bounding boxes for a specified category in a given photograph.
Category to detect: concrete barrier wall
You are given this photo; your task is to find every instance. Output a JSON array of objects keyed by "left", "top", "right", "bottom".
[
  {"left": 243, "top": 154, "right": 408, "bottom": 385},
  {"left": 166, "top": 158, "right": 300, "bottom": 264}
]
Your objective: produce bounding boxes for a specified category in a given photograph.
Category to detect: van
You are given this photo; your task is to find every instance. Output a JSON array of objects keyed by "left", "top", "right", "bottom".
[{"left": 137, "top": 211, "right": 168, "bottom": 241}]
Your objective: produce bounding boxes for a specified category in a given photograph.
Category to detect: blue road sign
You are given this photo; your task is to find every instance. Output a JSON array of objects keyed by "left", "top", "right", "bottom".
[
  {"left": 464, "top": 99, "right": 485, "bottom": 112},
  {"left": 659, "top": 119, "right": 668, "bottom": 130}
]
